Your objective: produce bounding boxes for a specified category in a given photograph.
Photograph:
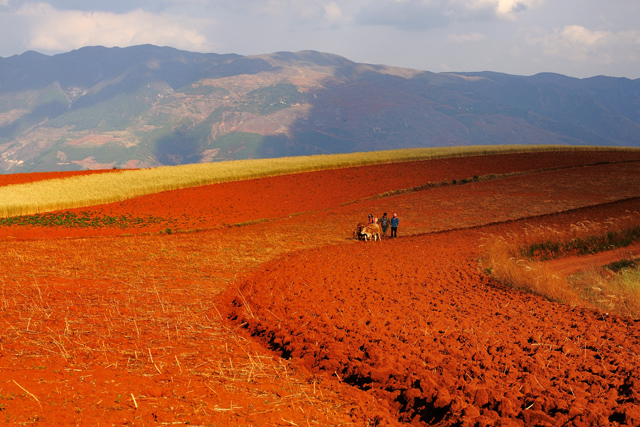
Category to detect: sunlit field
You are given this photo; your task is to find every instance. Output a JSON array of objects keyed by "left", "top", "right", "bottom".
[{"left": 2, "top": 144, "right": 636, "bottom": 218}]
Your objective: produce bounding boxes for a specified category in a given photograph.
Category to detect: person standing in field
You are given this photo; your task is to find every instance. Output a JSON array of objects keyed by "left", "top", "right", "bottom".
[
  {"left": 390, "top": 213, "right": 399, "bottom": 237},
  {"left": 378, "top": 212, "right": 390, "bottom": 238},
  {"left": 368, "top": 214, "right": 375, "bottom": 224}
]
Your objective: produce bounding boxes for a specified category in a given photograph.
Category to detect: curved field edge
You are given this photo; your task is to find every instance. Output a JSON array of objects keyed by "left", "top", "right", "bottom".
[
  {"left": 1, "top": 144, "right": 637, "bottom": 218},
  {"left": 221, "top": 224, "right": 640, "bottom": 426}
]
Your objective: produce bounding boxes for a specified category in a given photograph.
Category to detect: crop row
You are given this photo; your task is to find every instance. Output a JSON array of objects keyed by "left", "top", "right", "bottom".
[{"left": 0, "top": 211, "right": 168, "bottom": 229}]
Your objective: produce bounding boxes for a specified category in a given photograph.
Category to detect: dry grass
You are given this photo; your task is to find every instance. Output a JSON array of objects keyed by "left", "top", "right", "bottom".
[
  {"left": 481, "top": 211, "right": 640, "bottom": 316},
  {"left": 481, "top": 234, "right": 582, "bottom": 305},
  {"left": 568, "top": 260, "right": 640, "bottom": 318},
  {"left": 1, "top": 144, "right": 636, "bottom": 218},
  {"left": 517, "top": 215, "right": 640, "bottom": 260},
  {"left": 0, "top": 229, "right": 376, "bottom": 425}
]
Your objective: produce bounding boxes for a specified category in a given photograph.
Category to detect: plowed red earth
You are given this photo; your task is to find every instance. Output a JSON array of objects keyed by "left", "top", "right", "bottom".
[
  {"left": 2, "top": 150, "right": 638, "bottom": 239},
  {"left": 2, "top": 150, "right": 640, "bottom": 426},
  {"left": 224, "top": 203, "right": 640, "bottom": 426}
]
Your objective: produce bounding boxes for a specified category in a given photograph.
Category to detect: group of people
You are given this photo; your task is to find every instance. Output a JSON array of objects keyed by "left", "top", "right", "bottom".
[{"left": 368, "top": 212, "right": 399, "bottom": 238}]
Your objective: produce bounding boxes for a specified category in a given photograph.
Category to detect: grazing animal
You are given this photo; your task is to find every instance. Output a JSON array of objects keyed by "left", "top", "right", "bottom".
[
  {"left": 353, "top": 222, "right": 366, "bottom": 240},
  {"left": 360, "top": 223, "right": 381, "bottom": 241}
]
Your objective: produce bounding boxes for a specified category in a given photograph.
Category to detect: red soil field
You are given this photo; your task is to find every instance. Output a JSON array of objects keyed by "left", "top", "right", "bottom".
[
  {"left": 1, "top": 150, "right": 639, "bottom": 240},
  {"left": 2, "top": 150, "right": 640, "bottom": 426},
  {"left": 225, "top": 199, "right": 640, "bottom": 426}
]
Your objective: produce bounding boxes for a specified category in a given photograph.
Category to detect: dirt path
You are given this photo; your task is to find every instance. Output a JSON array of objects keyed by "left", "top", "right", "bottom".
[{"left": 544, "top": 241, "right": 640, "bottom": 276}]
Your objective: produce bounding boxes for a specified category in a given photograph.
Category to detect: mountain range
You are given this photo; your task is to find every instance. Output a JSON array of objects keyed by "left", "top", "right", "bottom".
[{"left": 1, "top": 44, "right": 639, "bottom": 173}]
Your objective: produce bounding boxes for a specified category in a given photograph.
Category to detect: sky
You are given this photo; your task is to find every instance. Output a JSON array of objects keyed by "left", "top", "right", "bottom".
[{"left": 0, "top": 0, "right": 639, "bottom": 79}]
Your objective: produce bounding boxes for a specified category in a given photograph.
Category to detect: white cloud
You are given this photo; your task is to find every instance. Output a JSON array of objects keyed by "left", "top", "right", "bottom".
[
  {"left": 15, "top": 2, "right": 215, "bottom": 53},
  {"left": 324, "top": 1, "right": 343, "bottom": 26},
  {"left": 356, "top": 0, "right": 545, "bottom": 30},
  {"left": 524, "top": 25, "right": 640, "bottom": 64},
  {"left": 459, "top": 0, "right": 547, "bottom": 18},
  {"left": 492, "top": 0, "right": 543, "bottom": 17},
  {"left": 562, "top": 25, "right": 609, "bottom": 46}
]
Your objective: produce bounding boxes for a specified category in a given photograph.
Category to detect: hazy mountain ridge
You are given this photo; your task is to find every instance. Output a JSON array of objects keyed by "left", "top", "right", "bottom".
[{"left": 0, "top": 45, "right": 638, "bottom": 173}]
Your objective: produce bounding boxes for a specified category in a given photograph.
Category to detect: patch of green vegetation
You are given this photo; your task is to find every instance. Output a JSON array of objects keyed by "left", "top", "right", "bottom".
[
  {"left": 452, "top": 175, "right": 481, "bottom": 185},
  {"left": 145, "top": 112, "right": 174, "bottom": 127},
  {"left": 0, "top": 93, "right": 31, "bottom": 113},
  {"left": 567, "top": 261, "right": 640, "bottom": 317},
  {"left": 48, "top": 87, "right": 154, "bottom": 131},
  {"left": 141, "top": 125, "right": 173, "bottom": 146},
  {"left": 233, "top": 218, "right": 269, "bottom": 227},
  {"left": 614, "top": 267, "right": 640, "bottom": 292},
  {"left": 605, "top": 259, "right": 639, "bottom": 273},
  {"left": 241, "top": 84, "right": 306, "bottom": 115},
  {"left": 37, "top": 85, "right": 68, "bottom": 106},
  {"left": 210, "top": 132, "right": 265, "bottom": 160},
  {"left": 522, "top": 226, "right": 640, "bottom": 261},
  {"left": 59, "top": 143, "right": 133, "bottom": 164},
  {"left": 186, "top": 108, "right": 227, "bottom": 146},
  {"left": 0, "top": 211, "right": 169, "bottom": 229}
]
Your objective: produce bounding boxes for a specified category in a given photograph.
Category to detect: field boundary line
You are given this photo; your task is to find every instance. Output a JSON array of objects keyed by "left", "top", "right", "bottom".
[
  {"left": 410, "top": 195, "right": 640, "bottom": 239},
  {"left": 340, "top": 158, "right": 640, "bottom": 205}
]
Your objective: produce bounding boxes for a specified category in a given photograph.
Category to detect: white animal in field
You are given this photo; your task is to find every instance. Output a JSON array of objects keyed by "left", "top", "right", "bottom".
[{"left": 360, "top": 223, "right": 381, "bottom": 241}]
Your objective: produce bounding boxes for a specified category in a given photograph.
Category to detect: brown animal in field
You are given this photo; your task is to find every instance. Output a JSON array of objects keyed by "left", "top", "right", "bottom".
[
  {"left": 353, "top": 222, "right": 366, "bottom": 240},
  {"left": 360, "top": 223, "right": 381, "bottom": 241}
]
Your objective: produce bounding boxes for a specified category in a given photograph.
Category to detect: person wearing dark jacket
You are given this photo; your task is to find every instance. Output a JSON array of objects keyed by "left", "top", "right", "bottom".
[
  {"left": 390, "top": 213, "right": 399, "bottom": 237},
  {"left": 378, "top": 213, "right": 390, "bottom": 237}
]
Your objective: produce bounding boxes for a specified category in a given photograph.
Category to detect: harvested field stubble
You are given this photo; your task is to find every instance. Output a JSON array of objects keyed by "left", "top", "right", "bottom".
[
  {"left": 2, "top": 149, "right": 640, "bottom": 425},
  {"left": 0, "top": 235, "right": 385, "bottom": 426}
]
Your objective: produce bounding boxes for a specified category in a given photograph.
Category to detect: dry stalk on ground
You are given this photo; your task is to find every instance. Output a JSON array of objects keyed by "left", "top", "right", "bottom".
[
  {"left": 567, "top": 261, "right": 640, "bottom": 318},
  {"left": 481, "top": 234, "right": 582, "bottom": 305}
]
